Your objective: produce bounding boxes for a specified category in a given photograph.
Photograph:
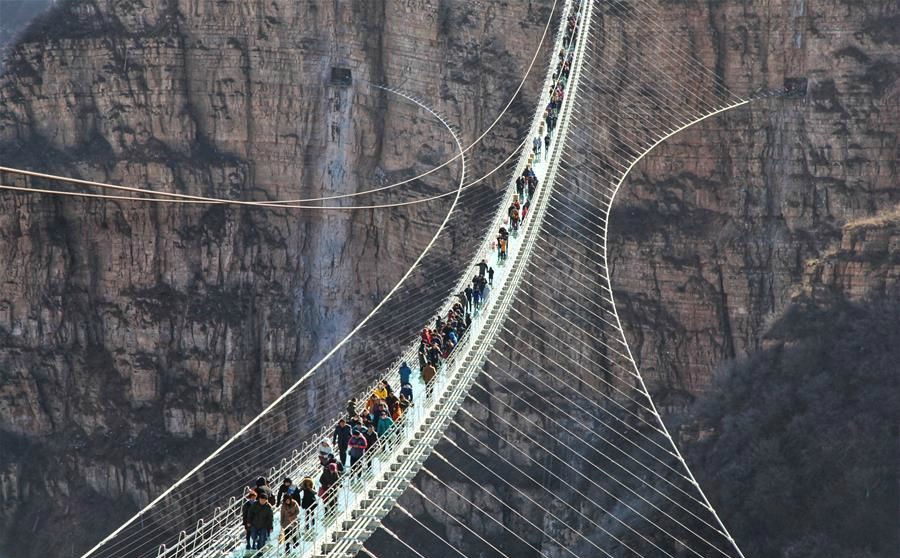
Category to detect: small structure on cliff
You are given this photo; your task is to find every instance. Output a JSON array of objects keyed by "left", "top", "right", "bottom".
[{"left": 330, "top": 67, "right": 352, "bottom": 87}]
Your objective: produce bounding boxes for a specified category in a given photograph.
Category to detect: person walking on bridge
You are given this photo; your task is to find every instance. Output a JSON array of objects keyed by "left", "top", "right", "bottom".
[
  {"left": 249, "top": 492, "right": 274, "bottom": 550},
  {"left": 476, "top": 258, "right": 489, "bottom": 277},
  {"left": 399, "top": 361, "right": 412, "bottom": 386},
  {"left": 427, "top": 342, "right": 442, "bottom": 367},
  {"left": 400, "top": 380, "right": 413, "bottom": 402},
  {"left": 373, "top": 381, "right": 388, "bottom": 401},
  {"left": 509, "top": 202, "right": 521, "bottom": 232},
  {"left": 386, "top": 392, "right": 401, "bottom": 421},
  {"left": 254, "top": 476, "right": 274, "bottom": 503},
  {"left": 456, "top": 290, "right": 468, "bottom": 312},
  {"left": 376, "top": 410, "right": 395, "bottom": 437},
  {"left": 276, "top": 477, "right": 293, "bottom": 506},
  {"left": 496, "top": 233, "right": 508, "bottom": 263},
  {"left": 241, "top": 489, "right": 257, "bottom": 550},
  {"left": 422, "top": 361, "right": 437, "bottom": 397},
  {"left": 317, "top": 440, "right": 333, "bottom": 466},
  {"left": 349, "top": 413, "right": 363, "bottom": 431},
  {"left": 318, "top": 463, "right": 340, "bottom": 519},
  {"left": 332, "top": 418, "right": 352, "bottom": 467},
  {"left": 348, "top": 428, "right": 368, "bottom": 467},
  {"left": 279, "top": 493, "right": 300, "bottom": 552},
  {"left": 324, "top": 450, "right": 344, "bottom": 474},
  {"left": 364, "top": 423, "right": 379, "bottom": 452},
  {"left": 299, "top": 477, "right": 317, "bottom": 531}
]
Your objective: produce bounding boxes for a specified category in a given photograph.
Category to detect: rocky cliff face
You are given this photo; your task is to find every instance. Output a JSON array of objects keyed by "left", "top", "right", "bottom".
[
  {"left": 0, "top": 1, "right": 53, "bottom": 71},
  {"left": 800, "top": 211, "right": 900, "bottom": 301},
  {"left": 609, "top": 0, "right": 900, "bottom": 402},
  {"left": 367, "top": 1, "right": 899, "bottom": 558},
  {"left": 0, "top": 0, "right": 897, "bottom": 557},
  {"left": 0, "top": 1, "right": 555, "bottom": 556}
]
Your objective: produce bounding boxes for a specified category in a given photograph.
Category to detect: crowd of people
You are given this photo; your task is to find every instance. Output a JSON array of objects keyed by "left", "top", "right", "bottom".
[
  {"left": 239, "top": 374, "right": 415, "bottom": 551},
  {"left": 234, "top": 2, "right": 583, "bottom": 554}
]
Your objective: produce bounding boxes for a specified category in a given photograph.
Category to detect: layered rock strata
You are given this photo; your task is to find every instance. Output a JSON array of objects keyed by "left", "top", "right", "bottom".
[
  {"left": 0, "top": 1, "right": 556, "bottom": 556},
  {"left": 366, "top": 1, "right": 899, "bottom": 557}
]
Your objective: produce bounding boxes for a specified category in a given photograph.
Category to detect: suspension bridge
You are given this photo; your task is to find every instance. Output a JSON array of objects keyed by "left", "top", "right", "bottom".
[{"left": 0, "top": 0, "right": 760, "bottom": 556}]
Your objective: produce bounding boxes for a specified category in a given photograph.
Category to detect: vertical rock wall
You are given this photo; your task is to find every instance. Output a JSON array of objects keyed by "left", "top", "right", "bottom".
[
  {"left": 0, "top": 1, "right": 556, "bottom": 556},
  {"left": 610, "top": 0, "right": 900, "bottom": 401},
  {"left": 0, "top": 0, "right": 896, "bottom": 556},
  {"left": 367, "top": 2, "right": 899, "bottom": 558}
]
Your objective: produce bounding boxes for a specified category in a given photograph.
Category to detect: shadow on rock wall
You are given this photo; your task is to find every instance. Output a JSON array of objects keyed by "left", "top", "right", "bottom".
[{"left": 676, "top": 298, "right": 900, "bottom": 558}]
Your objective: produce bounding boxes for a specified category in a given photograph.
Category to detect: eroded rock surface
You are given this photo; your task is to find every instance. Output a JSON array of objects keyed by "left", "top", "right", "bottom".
[
  {"left": 0, "top": 0, "right": 897, "bottom": 557},
  {"left": 610, "top": 0, "right": 899, "bottom": 401},
  {"left": 0, "top": 1, "right": 556, "bottom": 555},
  {"left": 368, "top": 2, "right": 899, "bottom": 557}
]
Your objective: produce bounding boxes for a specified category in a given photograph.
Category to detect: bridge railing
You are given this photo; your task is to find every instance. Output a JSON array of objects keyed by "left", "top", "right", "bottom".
[
  {"left": 295, "top": 0, "right": 587, "bottom": 554},
  {"left": 162, "top": 355, "right": 449, "bottom": 558},
  {"left": 153, "top": 0, "right": 582, "bottom": 555},
  {"left": 154, "top": 357, "right": 416, "bottom": 558},
  {"left": 277, "top": 285, "right": 501, "bottom": 556}
]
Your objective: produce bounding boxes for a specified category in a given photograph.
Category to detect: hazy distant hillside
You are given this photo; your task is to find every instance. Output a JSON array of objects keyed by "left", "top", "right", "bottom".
[{"left": 0, "top": 0, "right": 52, "bottom": 71}]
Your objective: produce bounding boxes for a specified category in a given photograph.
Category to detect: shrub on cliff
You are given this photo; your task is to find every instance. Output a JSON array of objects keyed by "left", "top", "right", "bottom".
[{"left": 679, "top": 299, "right": 899, "bottom": 558}]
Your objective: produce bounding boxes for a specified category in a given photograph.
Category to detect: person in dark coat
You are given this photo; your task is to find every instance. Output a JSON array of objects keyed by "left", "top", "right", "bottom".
[
  {"left": 348, "top": 429, "right": 368, "bottom": 467},
  {"left": 323, "top": 451, "right": 344, "bottom": 475},
  {"left": 332, "top": 419, "right": 352, "bottom": 466},
  {"left": 418, "top": 342, "right": 428, "bottom": 371},
  {"left": 241, "top": 489, "right": 257, "bottom": 549},
  {"left": 249, "top": 492, "right": 274, "bottom": 549},
  {"left": 364, "top": 424, "right": 379, "bottom": 453},
  {"left": 427, "top": 343, "right": 441, "bottom": 366},
  {"left": 299, "top": 477, "right": 317, "bottom": 530},
  {"left": 318, "top": 463, "right": 340, "bottom": 518},
  {"left": 400, "top": 382, "right": 413, "bottom": 402},
  {"left": 254, "top": 476, "right": 274, "bottom": 504},
  {"left": 276, "top": 477, "right": 293, "bottom": 506},
  {"left": 476, "top": 258, "right": 488, "bottom": 277}
]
